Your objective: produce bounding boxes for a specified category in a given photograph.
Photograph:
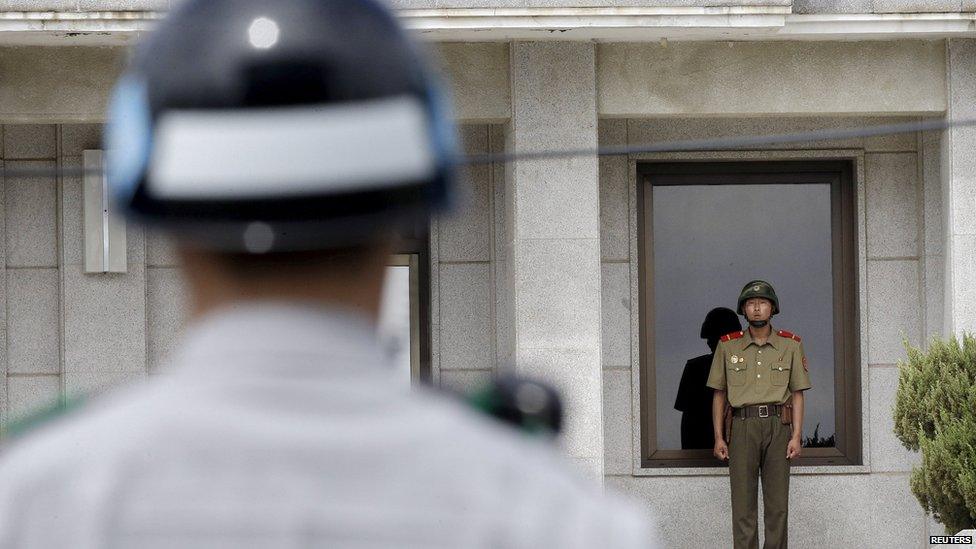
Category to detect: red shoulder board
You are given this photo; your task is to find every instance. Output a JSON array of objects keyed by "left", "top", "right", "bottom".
[
  {"left": 719, "top": 331, "right": 744, "bottom": 342},
  {"left": 777, "top": 329, "right": 801, "bottom": 342}
]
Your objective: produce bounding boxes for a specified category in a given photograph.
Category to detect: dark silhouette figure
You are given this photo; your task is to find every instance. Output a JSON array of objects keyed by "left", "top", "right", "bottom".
[{"left": 674, "top": 307, "right": 742, "bottom": 450}]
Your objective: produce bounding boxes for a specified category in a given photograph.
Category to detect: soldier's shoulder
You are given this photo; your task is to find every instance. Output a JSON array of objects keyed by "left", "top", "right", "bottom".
[
  {"left": 0, "top": 395, "right": 101, "bottom": 490},
  {"left": 776, "top": 329, "right": 802, "bottom": 343},
  {"left": 0, "top": 381, "right": 162, "bottom": 476},
  {"left": 719, "top": 330, "right": 744, "bottom": 343}
]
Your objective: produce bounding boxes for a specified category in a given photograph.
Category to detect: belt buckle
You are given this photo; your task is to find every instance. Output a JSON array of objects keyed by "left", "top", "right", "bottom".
[{"left": 758, "top": 405, "right": 769, "bottom": 418}]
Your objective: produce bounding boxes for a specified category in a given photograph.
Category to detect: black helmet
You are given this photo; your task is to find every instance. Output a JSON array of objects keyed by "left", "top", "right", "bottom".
[
  {"left": 737, "top": 280, "right": 780, "bottom": 315},
  {"left": 700, "top": 307, "right": 742, "bottom": 340},
  {"left": 104, "top": 0, "right": 457, "bottom": 253}
]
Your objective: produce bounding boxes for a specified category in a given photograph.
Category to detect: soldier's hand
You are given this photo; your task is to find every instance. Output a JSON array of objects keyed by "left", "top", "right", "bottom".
[
  {"left": 713, "top": 439, "right": 729, "bottom": 461},
  {"left": 786, "top": 436, "right": 802, "bottom": 459}
]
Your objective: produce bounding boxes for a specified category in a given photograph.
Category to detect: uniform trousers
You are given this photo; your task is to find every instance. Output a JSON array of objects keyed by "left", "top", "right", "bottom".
[{"left": 728, "top": 414, "right": 792, "bottom": 549}]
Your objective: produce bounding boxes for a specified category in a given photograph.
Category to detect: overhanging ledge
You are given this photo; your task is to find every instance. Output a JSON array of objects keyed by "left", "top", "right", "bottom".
[{"left": 0, "top": 8, "right": 974, "bottom": 45}]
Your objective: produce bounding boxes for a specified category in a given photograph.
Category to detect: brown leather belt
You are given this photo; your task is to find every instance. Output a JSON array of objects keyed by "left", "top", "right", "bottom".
[{"left": 733, "top": 404, "right": 783, "bottom": 419}]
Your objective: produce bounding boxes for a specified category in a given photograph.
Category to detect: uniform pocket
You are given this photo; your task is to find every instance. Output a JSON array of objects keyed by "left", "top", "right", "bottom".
[
  {"left": 772, "top": 363, "right": 791, "bottom": 386},
  {"left": 728, "top": 365, "right": 747, "bottom": 386}
]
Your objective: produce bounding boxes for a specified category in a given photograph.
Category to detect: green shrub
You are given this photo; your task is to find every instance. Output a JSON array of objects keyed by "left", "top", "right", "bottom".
[{"left": 894, "top": 334, "right": 976, "bottom": 534}]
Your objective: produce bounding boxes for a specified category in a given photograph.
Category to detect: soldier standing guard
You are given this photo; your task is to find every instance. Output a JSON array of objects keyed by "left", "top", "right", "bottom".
[{"left": 706, "top": 280, "right": 812, "bottom": 549}]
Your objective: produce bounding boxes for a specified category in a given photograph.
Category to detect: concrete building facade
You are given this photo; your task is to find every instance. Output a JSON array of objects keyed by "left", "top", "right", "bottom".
[{"left": 1, "top": 1, "right": 974, "bottom": 547}]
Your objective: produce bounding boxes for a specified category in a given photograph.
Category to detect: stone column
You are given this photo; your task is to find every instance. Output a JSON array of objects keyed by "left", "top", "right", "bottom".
[
  {"left": 500, "top": 42, "right": 603, "bottom": 476},
  {"left": 943, "top": 39, "right": 976, "bottom": 335}
]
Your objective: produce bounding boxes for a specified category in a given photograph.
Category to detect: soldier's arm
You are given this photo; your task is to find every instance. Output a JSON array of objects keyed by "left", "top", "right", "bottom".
[
  {"left": 788, "top": 340, "right": 811, "bottom": 442},
  {"left": 790, "top": 390, "right": 804, "bottom": 441},
  {"left": 706, "top": 343, "right": 729, "bottom": 453},
  {"left": 705, "top": 342, "right": 727, "bottom": 391},
  {"left": 788, "top": 341, "right": 812, "bottom": 392},
  {"left": 712, "top": 389, "right": 726, "bottom": 442}
]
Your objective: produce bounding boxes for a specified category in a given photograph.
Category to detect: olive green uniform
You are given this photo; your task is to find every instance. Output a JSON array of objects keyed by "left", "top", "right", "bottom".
[{"left": 706, "top": 328, "right": 812, "bottom": 549}]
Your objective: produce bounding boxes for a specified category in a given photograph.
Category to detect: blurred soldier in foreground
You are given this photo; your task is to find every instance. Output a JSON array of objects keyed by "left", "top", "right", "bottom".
[{"left": 0, "top": 0, "right": 654, "bottom": 546}]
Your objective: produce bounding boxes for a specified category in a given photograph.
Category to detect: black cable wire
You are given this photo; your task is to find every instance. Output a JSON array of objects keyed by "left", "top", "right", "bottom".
[
  {"left": 1, "top": 116, "right": 972, "bottom": 178},
  {"left": 462, "top": 117, "right": 976, "bottom": 165}
]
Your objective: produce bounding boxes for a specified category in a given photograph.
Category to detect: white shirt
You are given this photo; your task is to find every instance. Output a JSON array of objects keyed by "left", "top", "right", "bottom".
[{"left": 0, "top": 303, "right": 656, "bottom": 548}]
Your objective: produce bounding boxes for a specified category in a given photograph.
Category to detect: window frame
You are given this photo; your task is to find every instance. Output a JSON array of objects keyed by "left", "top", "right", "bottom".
[
  {"left": 391, "top": 227, "right": 432, "bottom": 384},
  {"left": 637, "top": 160, "right": 862, "bottom": 468}
]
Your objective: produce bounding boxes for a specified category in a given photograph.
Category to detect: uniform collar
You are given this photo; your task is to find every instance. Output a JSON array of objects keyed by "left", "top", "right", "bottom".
[
  {"left": 170, "top": 301, "right": 391, "bottom": 379},
  {"left": 741, "top": 326, "right": 781, "bottom": 350}
]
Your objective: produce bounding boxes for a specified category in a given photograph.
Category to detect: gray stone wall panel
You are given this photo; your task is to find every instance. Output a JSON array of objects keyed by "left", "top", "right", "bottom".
[
  {"left": 791, "top": 474, "right": 926, "bottom": 548},
  {"left": 797, "top": 0, "right": 971, "bottom": 10},
  {"left": 922, "top": 130, "right": 944, "bottom": 258},
  {"left": 945, "top": 39, "right": 976, "bottom": 334},
  {"left": 146, "top": 231, "right": 180, "bottom": 267},
  {"left": 601, "top": 262, "right": 630, "bottom": 368},
  {"left": 948, "top": 120, "right": 976, "bottom": 237},
  {"left": 124, "top": 218, "right": 145, "bottom": 265},
  {"left": 865, "top": 153, "right": 919, "bottom": 259},
  {"left": 609, "top": 473, "right": 926, "bottom": 548},
  {"left": 949, "top": 235, "right": 976, "bottom": 331},
  {"left": 925, "top": 257, "right": 946, "bottom": 339},
  {"left": 868, "top": 366, "right": 921, "bottom": 472},
  {"left": 491, "top": 125, "right": 514, "bottom": 369},
  {"left": 437, "top": 369, "right": 491, "bottom": 394},
  {"left": 511, "top": 43, "right": 599, "bottom": 241},
  {"left": 2, "top": 125, "right": 55, "bottom": 160},
  {"left": 147, "top": 267, "right": 186, "bottom": 373},
  {"left": 599, "top": 42, "right": 946, "bottom": 117},
  {"left": 62, "top": 263, "right": 146, "bottom": 373},
  {"left": 7, "top": 375, "right": 60, "bottom": 419},
  {"left": 438, "top": 126, "right": 491, "bottom": 263},
  {"left": 60, "top": 156, "right": 84, "bottom": 266},
  {"left": 872, "top": 0, "right": 964, "bottom": 12},
  {"left": 599, "top": 120, "right": 629, "bottom": 262},
  {"left": 5, "top": 161, "right": 57, "bottom": 268},
  {"left": 514, "top": 238, "right": 602, "bottom": 350},
  {"left": 0, "top": 48, "right": 125, "bottom": 123},
  {"left": 921, "top": 129, "right": 945, "bottom": 338},
  {"left": 627, "top": 117, "right": 918, "bottom": 153},
  {"left": 606, "top": 475, "right": 729, "bottom": 548},
  {"left": 792, "top": 0, "right": 873, "bottom": 13},
  {"left": 0, "top": 154, "right": 6, "bottom": 425},
  {"left": 60, "top": 124, "right": 102, "bottom": 158},
  {"left": 517, "top": 346, "right": 603, "bottom": 459},
  {"left": 435, "top": 43, "right": 510, "bottom": 123},
  {"left": 63, "top": 370, "right": 145, "bottom": 397},
  {"left": 438, "top": 263, "right": 492, "bottom": 370},
  {"left": 507, "top": 42, "right": 603, "bottom": 465},
  {"left": 0, "top": 0, "right": 77, "bottom": 9},
  {"left": 6, "top": 268, "right": 59, "bottom": 374},
  {"left": 603, "top": 369, "right": 633, "bottom": 475},
  {"left": 866, "top": 259, "right": 921, "bottom": 364},
  {"left": 514, "top": 157, "right": 600, "bottom": 241}
]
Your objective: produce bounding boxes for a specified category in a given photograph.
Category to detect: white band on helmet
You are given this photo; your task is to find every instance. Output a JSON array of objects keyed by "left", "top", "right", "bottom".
[{"left": 148, "top": 96, "right": 437, "bottom": 199}]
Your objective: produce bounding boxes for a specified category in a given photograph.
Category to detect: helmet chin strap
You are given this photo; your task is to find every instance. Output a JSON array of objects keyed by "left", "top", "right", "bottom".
[{"left": 748, "top": 320, "right": 769, "bottom": 328}]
